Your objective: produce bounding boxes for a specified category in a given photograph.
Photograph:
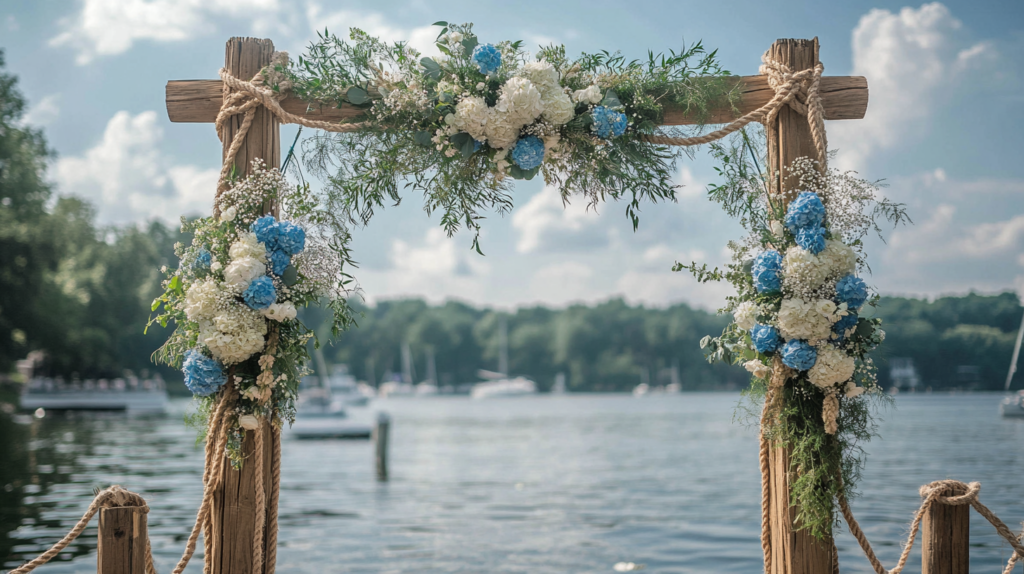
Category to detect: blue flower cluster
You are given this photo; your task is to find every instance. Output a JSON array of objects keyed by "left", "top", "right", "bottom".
[
  {"left": 592, "top": 106, "right": 627, "bottom": 139},
  {"left": 251, "top": 215, "right": 306, "bottom": 276},
  {"left": 796, "top": 226, "right": 826, "bottom": 255},
  {"left": 784, "top": 192, "right": 826, "bottom": 235},
  {"left": 781, "top": 340, "right": 817, "bottom": 371},
  {"left": 832, "top": 312, "right": 858, "bottom": 342},
  {"left": 752, "top": 250, "right": 783, "bottom": 294},
  {"left": 183, "top": 350, "right": 227, "bottom": 396},
  {"left": 835, "top": 275, "right": 868, "bottom": 310},
  {"left": 192, "top": 248, "right": 212, "bottom": 271},
  {"left": 471, "top": 44, "right": 501, "bottom": 75},
  {"left": 244, "top": 276, "right": 277, "bottom": 310},
  {"left": 511, "top": 136, "right": 545, "bottom": 170},
  {"left": 751, "top": 324, "right": 782, "bottom": 353}
]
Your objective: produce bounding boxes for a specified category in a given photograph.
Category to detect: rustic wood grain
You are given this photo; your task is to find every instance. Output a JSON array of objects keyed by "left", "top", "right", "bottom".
[
  {"left": 97, "top": 506, "right": 147, "bottom": 574},
  {"left": 766, "top": 39, "right": 839, "bottom": 574},
  {"left": 209, "top": 37, "right": 279, "bottom": 574},
  {"left": 922, "top": 485, "right": 970, "bottom": 574},
  {"left": 166, "top": 75, "right": 867, "bottom": 126}
]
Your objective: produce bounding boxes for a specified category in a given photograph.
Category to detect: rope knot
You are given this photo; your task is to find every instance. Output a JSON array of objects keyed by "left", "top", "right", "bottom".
[{"left": 919, "top": 479, "right": 981, "bottom": 506}]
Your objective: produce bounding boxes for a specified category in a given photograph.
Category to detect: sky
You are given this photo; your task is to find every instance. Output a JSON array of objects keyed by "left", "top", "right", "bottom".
[{"left": 3, "top": 0, "right": 1024, "bottom": 311}]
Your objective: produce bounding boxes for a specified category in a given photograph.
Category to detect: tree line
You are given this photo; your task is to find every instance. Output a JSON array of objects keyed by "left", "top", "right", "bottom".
[{"left": 2, "top": 53, "right": 1021, "bottom": 393}]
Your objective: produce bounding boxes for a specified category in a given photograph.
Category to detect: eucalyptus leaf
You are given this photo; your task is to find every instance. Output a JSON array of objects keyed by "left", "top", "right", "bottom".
[
  {"left": 414, "top": 131, "right": 433, "bottom": 147},
  {"left": 432, "top": 20, "right": 448, "bottom": 26},
  {"left": 459, "top": 137, "right": 476, "bottom": 159},
  {"left": 345, "top": 86, "right": 370, "bottom": 105},
  {"left": 461, "top": 36, "right": 478, "bottom": 56},
  {"left": 438, "top": 92, "right": 454, "bottom": 104},
  {"left": 420, "top": 57, "right": 442, "bottom": 81},
  {"left": 602, "top": 89, "right": 622, "bottom": 108},
  {"left": 282, "top": 265, "right": 299, "bottom": 287},
  {"left": 450, "top": 132, "right": 472, "bottom": 148}
]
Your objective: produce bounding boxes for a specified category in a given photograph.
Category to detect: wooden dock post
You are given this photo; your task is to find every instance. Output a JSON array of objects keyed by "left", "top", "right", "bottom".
[
  {"left": 375, "top": 412, "right": 391, "bottom": 481},
  {"left": 208, "top": 37, "right": 280, "bottom": 574},
  {"left": 97, "top": 506, "right": 148, "bottom": 574},
  {"left": 765, "top": 37, "right": 838, "bottom": 574},
  {"left": 922, "top": 483, "right": 970, "bottom": 574}
]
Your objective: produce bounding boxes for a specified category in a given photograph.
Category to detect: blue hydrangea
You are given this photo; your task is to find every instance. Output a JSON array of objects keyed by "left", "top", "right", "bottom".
[
  {"left": 591, "top": 105, "right": 628, "bottom": 139},
  {"left": 275, "top": 221, "right": 305, "bottom": 256},
  {"left": 784, "top": 192, "right": 826, "bottom": 234},
  {"left": 269, "top": 250, "right": 291, "bottom": 276},
  {"left": 243, "top": 275, "right": 277, "bottom": 310},
  {"left": 751, "top": 324, "right": 782, "bottom": 353},
  {"left": 796, "top": 226, "right": 826, "bottom": 254},
  {"left": 835, "top": 275, "right": 869, "bottom": 310},
  {"left": 183, "top": 350, "right": 227, "bottom": 397},
  {"left": 781, "top": 340, "right": 817, "bottom": 371},
  {"left": 252, "top": 215, "right": 279, "bottom": 249},
  {"left": 832, "top": 312, "right": 859, "bottom": 342},
  {"left": 511, "top": 136, "right": 545, "bottom": 170},
  {"left": 192, "top": 248, "right": 212, "bottom": 270},
  {"left": 751, "top": 250, "right": 783, "bottom": 294},
  {"left": 471, "top": 44, "right": 502, "bottom": 75}
]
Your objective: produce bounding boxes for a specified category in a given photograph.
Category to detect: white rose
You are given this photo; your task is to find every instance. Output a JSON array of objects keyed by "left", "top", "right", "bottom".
[
  {"left": 572, "top": 84, "right": 602, "bottom": 105},
  {"left": 221, "top": 206, "right": 237, "bottom": 222},
  {"left": 541, "top": 91, "right": 575, "bottom": 125},
  {"left": 448, "top": 32, "right": 463, "bottom": 43},
  {"left": 262, "top": 301, "right": 297, "bottom": 322},
  {"left": 845, "top": 381, "right": 866, "bottom": 398},
  {"left": 744, "top": 360, "right": 771, "bottom": 379},
  {"left": 770, "top": 220, "right": 784, "bottom": 237},
  {"left": 229, "top": 232, "right": 267, "bottom": 262},
  {"left": 733, "top": 301, "right": 758, "bottom": 331},
  {"left": 223, "top": 256, "right": 266, "bottom": 291},
  {"left": 476, "top": 82, "right": 486, "bottom": 91},
  {"left": 238, "top": 414, "right": 260, "bottom": 430}
]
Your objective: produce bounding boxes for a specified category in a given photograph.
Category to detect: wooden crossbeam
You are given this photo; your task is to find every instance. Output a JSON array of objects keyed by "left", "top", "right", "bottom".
[{"left": 165, "top": 75, "right": 868, "bottom": 126}]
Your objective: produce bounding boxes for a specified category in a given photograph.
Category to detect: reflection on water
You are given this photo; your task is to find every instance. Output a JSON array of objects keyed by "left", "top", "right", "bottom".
[{"left": 1, "top": 394, "right": 1022, "bottom": 573}]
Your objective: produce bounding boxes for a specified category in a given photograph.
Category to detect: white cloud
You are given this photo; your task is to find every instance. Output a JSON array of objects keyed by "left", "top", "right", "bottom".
[
  {"left": 305, "top": 4, "right": 441, "bottom": 57},
  {"left": 830, "top": 3, "right": 998, "bottom": 170},
  {"left": 528, "top": 262, "right": 597, "bottom": 305},
  {"left": 6, "top": 15, "right": 18, "bottom": 32},
  {"left": 51, "top": 0, "right": 281, "bottom": 64},
  {"left": 676, "top": 165, "right": 706, "bottom": 199},
  {"left": 511, "top": 185, "right": 608, "bottom": 253},
  {"left": 20, "top": 94, "right": 61, "bottom": 127},
  {"left": 54, "top": 111, "right": 217, "bottom": 224}
]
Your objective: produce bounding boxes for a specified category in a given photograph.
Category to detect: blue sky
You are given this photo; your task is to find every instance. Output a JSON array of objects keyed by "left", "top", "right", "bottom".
[{"left": 3, "top": 0, "right": 1024, "bottom": 310}]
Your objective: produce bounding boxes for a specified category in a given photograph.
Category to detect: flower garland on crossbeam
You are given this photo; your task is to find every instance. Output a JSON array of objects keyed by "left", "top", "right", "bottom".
[
  {"left": 680, "top": 141, "right": 909, "bottom": 538},
  {"left": 149, "top": 160, "right": 355, "bottom": 468},
  {"left": 260, "top": 22, "right": 736, "bottom": 250}
]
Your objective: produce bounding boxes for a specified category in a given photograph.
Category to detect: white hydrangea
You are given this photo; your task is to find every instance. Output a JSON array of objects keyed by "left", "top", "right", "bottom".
[
  {"left": 484, "top": 110, "right": 523, "bottom": 150},
  {"left": 572, "top": 84, "right": 602, "bottom": 105},
  {"left": 495, "top": 77, "right": 544, "bottom": 123},
  {"left": 733, "top": 301, "right": 759, "bottom": 330},
  {"left": 450, "top": 96, "right": 491, "bottom": 143},
  {"left": 229, "top": 232, "right": 267, "bottom": 262},
  {"left": 223, "top": 256, "right": 266, "bottom": 292},
  {"left": 519, "top": 61, "right": 560, "bottom": 96},
  {"left": 184, "top": 279, "right": 221, "bottom": 322},
  {"left": 541, "top": 91, "right": 575, "bottom": 125},
  {"left": 819, "top": 239, "right": 857, "bottom": 277},
  {"left": 807, "top": 345, "right": 856, "bottom": 389},
  {"left": 262, "top": 301, "right": 297, "bottom": 322},
  {"left": 777, "top": 298, "right": 833, "bottom": 342},
  {"left": 783, "top": 246, "right": 831, "bottom": 293},
  {"left": 199, "top": 306, "right": 267, "bottom": 365}
]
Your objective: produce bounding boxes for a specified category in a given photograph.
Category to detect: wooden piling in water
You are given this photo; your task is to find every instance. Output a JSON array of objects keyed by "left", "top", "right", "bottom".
[
  {"left": 922, "top": 483, "right": 970, "bottom": 574},
  {"left": 97, "top": 506, "right": 148, "bottom": 574},
  {"left": 375, "top": 412, "right": 391, "bottom": 481}
]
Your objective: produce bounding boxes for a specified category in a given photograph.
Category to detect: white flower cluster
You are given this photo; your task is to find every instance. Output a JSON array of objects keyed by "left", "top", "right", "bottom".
[
  {"left": 183, "top": 277, "right": 268, "bottom": 365},
  {"left": 776, "top": 298, "right": 838, "bottom": 342},
  {"left": 733, "top": 301, "right": 759, "bottom": 330},
  {"left": 807, "top": 345, "right": 856, "bottom": 389},
  {"left": 783, "top": 240, "right": 856, "bottom": 299}
]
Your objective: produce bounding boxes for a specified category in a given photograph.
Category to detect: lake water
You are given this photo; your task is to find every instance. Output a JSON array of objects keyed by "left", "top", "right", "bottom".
[{"left": 2, "top": 393, "right": 1023, "bottom": 573}]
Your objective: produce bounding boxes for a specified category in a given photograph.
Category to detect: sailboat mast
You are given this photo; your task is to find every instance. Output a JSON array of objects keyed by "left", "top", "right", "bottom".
[
  {"left": 1005, "top": 306, "right": 1024, "bottom": 392},
  {"left": 498, "top": 316, "right": 509, "bottom": 377}
]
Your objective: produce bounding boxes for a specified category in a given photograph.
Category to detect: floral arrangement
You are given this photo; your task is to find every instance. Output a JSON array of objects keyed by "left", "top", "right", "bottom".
[
  {"left": 680, "top": 138, "right": 908, "bottom": 538},
  {"left": 261, "top": 22, "right": 736, "bottom": 249},
  {"left": 150, "top": 160, "right": 355, "bottom": 467}
]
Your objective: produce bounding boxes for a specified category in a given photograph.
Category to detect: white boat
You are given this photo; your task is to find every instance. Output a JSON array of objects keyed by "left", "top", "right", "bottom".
[
  {"left": 289, "top": 385, "right": 372, "bottom": 439},
  {"left": 632, "top": 383, "right": 649, "bottom": 397},
  {"left": 326, "top": 365, "right": 372, "bottom": 407},
  {"left": 1000, "top": 304, "right": 1024, "bottom": 418},
  {"left": 471, "top": 377, "right": 537, "bottom": 399},
  {"left": 20, "top": 376, "right": 169, "bottom": 414}
]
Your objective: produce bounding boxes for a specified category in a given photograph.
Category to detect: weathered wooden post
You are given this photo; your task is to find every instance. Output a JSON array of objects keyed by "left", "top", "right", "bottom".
[
  {"left": 97, "top": 506, "right": 148, "bottom": 574},
  {"left": 207, "top": 37, "right": 279, "bottom": 574},
  {"left": 375, "top": 412, "right": 391, "bottom": 481},
  {"left": 922, "top": 483, "right": 970, "bottom": 574},
  {"left": 764, "top": 37, "right": 837, "bottom": 574}
]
